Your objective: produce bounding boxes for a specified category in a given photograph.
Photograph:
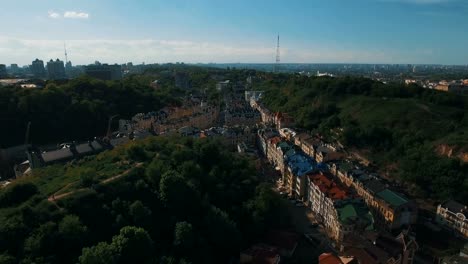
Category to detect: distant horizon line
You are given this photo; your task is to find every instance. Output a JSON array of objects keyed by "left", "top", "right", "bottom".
[{"left": 4, "top": 61, "right": 468, "bottom": 67}]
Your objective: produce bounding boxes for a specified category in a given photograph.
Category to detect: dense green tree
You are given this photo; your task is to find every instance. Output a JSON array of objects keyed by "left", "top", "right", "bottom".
[
  {"left": 79, "top": 241, "right": 120, "bottom": 264},
  {"left": 0, "top": 253, "right": 15, "bottom": 264},
  {"left": 80, "top": 226, "right": 154, "bottom": 264},
  {"left": 173, "top": 221, "right": 195, "bottom": 249}
]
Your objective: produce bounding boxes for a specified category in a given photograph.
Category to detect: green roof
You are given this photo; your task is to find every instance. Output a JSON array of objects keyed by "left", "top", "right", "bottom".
[
  {"left": 376, "top": 189, "right": 408, "bottom": 207},
  {"left": 336, "top": 200, "right": 374, "bottom": 230},
  {"left": 277, "top": 142, "right": 292, "bottom": 152},
  {"left": 338, "top": 204, "right": 357, "bottom": 222},
  {"left": 285, "top": 149, "right": 296, "bottom": 158},
  {"left": 338, "top": 161, "right": 354, "bottom": 172}
]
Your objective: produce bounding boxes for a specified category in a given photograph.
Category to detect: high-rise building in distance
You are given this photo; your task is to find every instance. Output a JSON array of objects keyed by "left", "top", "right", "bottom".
[
  {"left": 0, "top": 64, "right": 7, "bottom": 78},
  {"left": 10, "top": 64, "right": 19, "bottom": 74},
  {"left": 31, "top": 59, "right": 46, "bottom": 79},
  {"left": 46, "top": 59, "right": 66, "bottom": 80},
  {"left": 84, "top": 63, "right": 122, "bottom": 80}
]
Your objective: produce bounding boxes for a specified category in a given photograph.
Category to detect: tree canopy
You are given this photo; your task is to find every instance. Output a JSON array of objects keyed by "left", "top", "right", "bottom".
[{"left": 0, "top": 137, "right": 289, "bottom": 263}]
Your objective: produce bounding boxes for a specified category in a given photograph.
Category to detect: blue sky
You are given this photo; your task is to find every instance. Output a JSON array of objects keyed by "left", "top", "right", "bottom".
[{"left": 1, "top": 0, "right": 467, "bottom": 65}]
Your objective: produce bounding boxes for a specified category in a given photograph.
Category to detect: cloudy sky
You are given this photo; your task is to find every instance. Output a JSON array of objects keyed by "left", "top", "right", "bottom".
[{"left": 1, "top": 0, "right": 467, "bottom": 65}]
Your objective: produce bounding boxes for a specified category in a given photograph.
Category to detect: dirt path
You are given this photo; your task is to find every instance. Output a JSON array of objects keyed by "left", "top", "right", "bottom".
[{"left": 47, "top": 162, "right": 143, "bottom": 202}]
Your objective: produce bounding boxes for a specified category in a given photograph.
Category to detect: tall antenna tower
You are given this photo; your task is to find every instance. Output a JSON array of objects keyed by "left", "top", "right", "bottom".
[
  {"left": 64, "top": 42, "right": 68, "bottom": 64},
  {"left": 275, "top": 35, "right": 280, "bottom": 73}
]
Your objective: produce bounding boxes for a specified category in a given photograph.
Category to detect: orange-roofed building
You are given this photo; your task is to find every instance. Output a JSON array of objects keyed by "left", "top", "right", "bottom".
[
  {"left": 307, "top": 172, "right": 374, "bottom": 243},
  {"left": 319, "top": 253, "right": 343, "bottom": 264}
]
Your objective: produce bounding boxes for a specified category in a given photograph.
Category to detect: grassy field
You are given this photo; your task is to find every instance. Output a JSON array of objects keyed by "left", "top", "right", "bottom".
[{"left": 14, "top": 144, "right": 133, "bottom": 197}]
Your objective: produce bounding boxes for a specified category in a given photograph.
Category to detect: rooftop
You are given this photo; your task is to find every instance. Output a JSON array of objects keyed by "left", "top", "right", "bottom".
[
  {"left": 268, "top": 136, "right": 282, "bottom": 146},
  {"left": 319, "top": 253, "right": 343, "bottom": 264},
  {"left": 336, "top": 160, "right": 355, "bottom": 172},
  {"left": 335, "top": 199, "right": 374, "bottom": 230},
  {"left": 440, "top": 200, "right": 467, "bottom": 218},
  {"left": 376, "top": 189, "right": 408, "bottom": 208},
  {"left": 309, "top": 172, "right": 350, "bottom": 201},
  {"left": 277, "top": 141, "right": 293, "bottom": 152},
  {"left": 41, "top": 148, "right": 74, "bottom": 163},
  {"left": 286, "top": 153, "right": 315, "bottom": 177},
  {"left": 364, "top": 179, "right": 386, "bottom": 194}
]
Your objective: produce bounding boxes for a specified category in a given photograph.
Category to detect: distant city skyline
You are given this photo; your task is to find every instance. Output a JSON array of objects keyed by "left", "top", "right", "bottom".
[{"left": 1, "top": 0, "right": 468, "bottom": 65}]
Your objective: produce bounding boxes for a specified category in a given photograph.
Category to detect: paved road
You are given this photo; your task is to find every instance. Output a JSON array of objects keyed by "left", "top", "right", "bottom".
[{"left": 276, "top": 189, "right": 337, "bottom": 263}]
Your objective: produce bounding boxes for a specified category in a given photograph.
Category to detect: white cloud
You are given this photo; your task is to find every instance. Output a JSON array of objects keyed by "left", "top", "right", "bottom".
[
  {"left": 63, "top": 11, "right": 89, "bottom": 19},
  {"left": 48, "top": 11, "right": 60, "bottom": 19},
  {"left": 0, "top": 37, "right": 463, "bottom": 65}
]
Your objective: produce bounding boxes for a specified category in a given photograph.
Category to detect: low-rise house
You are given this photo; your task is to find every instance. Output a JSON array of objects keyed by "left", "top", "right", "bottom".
[
  {"left": 341, "top": 231, "right": 418, "bottom": 264},
  {"left": 26, "top": 139, "right": 109, "bottom": 170},
  {"left": 75, "top": 140, "right": 104, "bottom": 157},
  {"left": 28, "top": 147, "right": 74, "bottom": 169},
  {"left": 436, "top": 200, "right": 468, "bottom": 238}
]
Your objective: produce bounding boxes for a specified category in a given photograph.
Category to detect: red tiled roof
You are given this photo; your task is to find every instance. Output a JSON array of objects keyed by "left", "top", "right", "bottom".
[
  {"left": 319, "top": 253, "right": 343, "bottom": 264},
  {"left": 309, "top": 172, "right": 349, "bottom": 200},
  {"left": 268, "top": 136, "right": 282, "bottom": 145}
]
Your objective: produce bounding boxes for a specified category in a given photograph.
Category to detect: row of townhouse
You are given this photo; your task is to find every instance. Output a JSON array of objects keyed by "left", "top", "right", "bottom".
[
  {"left": 294, "top": 132, "right": 344, "bottom": 163},
  {"left": 153, "top": 106, "right": 219, "bottom": 135},
  {"left": 122, "top": 97, "right": 220, "bottom": 135},
  {"left": 330, "top": 160, "right": 417, "bottom": 230},
  {"left": 257, "top": 129, "right": 374, "bottom": 244},
  {"left": 224, "top": 108, "right": 261, "bottom": 127},
  {"left": 250, "top": 100, "right": 295, "bottom": 130},
  {"left": 258, "top": 126, "right": 416, "bottom": 233},
  {"left": 307, "top": 171, "right": 374, "bottom": 243},
  {"left": 250, "top": 99, "right": 275, "bottom": 125}
]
